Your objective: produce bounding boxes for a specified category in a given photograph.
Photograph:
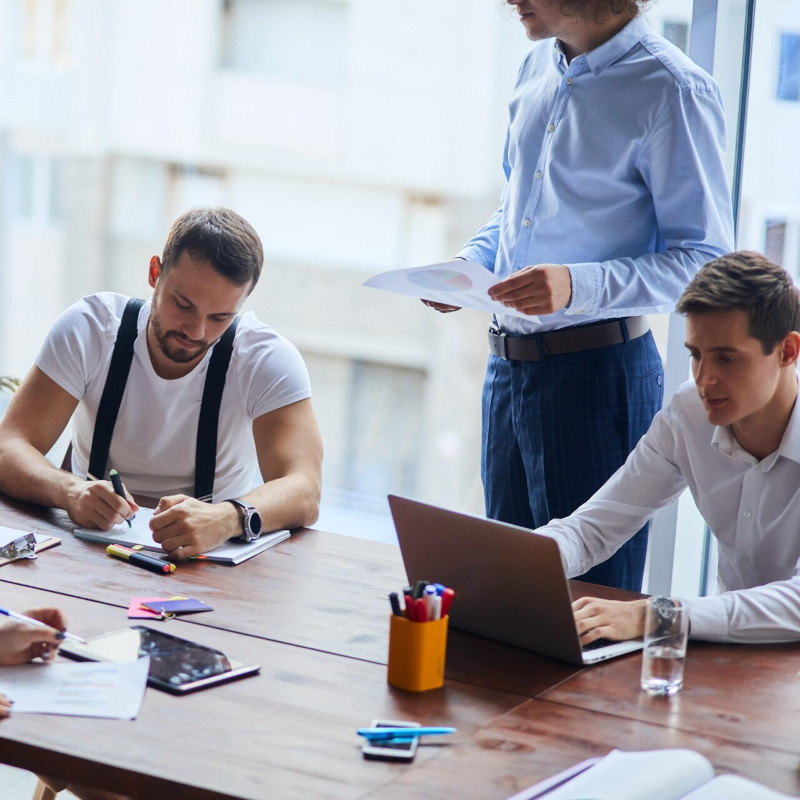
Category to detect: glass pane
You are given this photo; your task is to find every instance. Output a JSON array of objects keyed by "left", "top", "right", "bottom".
[{"left": 737, "top": 0, "right": 800, "bottom": 281}]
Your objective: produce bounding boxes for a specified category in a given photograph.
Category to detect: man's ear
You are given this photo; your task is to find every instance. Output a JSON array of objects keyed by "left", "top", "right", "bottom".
[
  {"left": 779, "top": 331, "right": 800, "bottom": 367},
  {"left": 148, "top": 256, "right": 162, "bottom": 289}
]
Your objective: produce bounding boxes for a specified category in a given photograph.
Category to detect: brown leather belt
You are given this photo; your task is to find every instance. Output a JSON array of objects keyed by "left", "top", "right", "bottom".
[{"left": 488, "top": 316, "right": 649, "bottom": 361}]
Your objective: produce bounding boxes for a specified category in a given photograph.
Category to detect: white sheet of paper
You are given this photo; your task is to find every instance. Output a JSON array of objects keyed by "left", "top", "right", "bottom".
[
  {"left": 541, "top": 749, "right": 714, "bottom": 800},
  {"left": 683, "top": 775, "right": 794, "bottom": 800},
  {"left": 75, "top": 507, "right": 163, "bottom": 549},
  {"left": 73, "top": 506, "right": 289, "bottom": 563},
  {"left": 363, "top": 260, "right": 540, "bottom": 323},
  {"left": 0, "top": 657, "right": 150, "bottom": 719}
]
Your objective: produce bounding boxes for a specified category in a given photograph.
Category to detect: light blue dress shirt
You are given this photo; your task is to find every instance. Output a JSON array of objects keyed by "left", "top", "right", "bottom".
[{"left": 458, "top": 16, "right": 735, "bottom": 335}]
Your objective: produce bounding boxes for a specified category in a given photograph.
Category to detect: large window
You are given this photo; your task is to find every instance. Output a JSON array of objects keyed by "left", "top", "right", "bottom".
[
  {"left": 0, "top": 0, "right": 791, "bottom": 589},
  {"left": 219, "top": 0, "right": 349, "bottom": 83}
]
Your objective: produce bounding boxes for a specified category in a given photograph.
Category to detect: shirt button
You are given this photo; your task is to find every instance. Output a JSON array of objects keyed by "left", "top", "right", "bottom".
[
  {"left": 522, "top": 218, "right": 531, "bottom": 227},
  {"left": 565, "top": 77, "right": 574, "bottom": 85},
  {"left": 739, "top": 554, "right": 750, "bottom": 566},
  {"left": 535, "top": 171, "right": 543, "bottom": 180},
  {"left": 547, "top": 123, "right": 556, "bottom": 132},
  {"left": 744, "top": 510, "right": 752, "bottom": 519}
]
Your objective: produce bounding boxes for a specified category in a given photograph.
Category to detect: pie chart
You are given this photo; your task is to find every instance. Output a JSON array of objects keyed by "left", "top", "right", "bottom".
[{"left": 407, "top": 269, "right": 473, "bottom": 293}]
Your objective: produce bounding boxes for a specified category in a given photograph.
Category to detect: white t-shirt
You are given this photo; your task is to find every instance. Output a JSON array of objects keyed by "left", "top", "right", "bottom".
[{"left": 36, "top": 293, "right": 311, "bottom": 500}]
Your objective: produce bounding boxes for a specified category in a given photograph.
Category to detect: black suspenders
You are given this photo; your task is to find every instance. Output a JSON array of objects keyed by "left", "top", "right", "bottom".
[{"left": 87, "top": 297, "right": 239, "bottom": 500}]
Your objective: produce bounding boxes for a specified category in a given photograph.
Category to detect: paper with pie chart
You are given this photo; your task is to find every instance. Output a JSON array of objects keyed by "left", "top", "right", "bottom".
[{"left": 363, "top": 260, "right": 539, "bottom": 321}]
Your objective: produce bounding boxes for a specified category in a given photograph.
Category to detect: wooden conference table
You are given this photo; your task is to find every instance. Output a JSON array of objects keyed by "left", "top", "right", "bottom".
[{"left": 1, "top": 494, "right": 800, "bottom": 799}]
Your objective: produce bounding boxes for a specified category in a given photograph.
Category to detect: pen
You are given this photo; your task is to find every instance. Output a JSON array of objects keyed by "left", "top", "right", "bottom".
[
  {"left": 109, "top": 469, "right": 135, "bottom": 528},
  {"left": 389, "top": 592, "right": 403, "bottom": 617},
  {"left": 106, "top": 544, "right": 176, "bottom": 575},
  {"left": 423, "top": 584, "right": 437, "bottom": 617},
  {"left": 357, "top": 727, "right": 457, "bottom": 740},
  {"left": 404, "top": 593, "right": 416, "bottom": 621},
  {"left": 0, "top": 607, "right": 88, "bottom": 645},
  {"left": 440, "top": 587, "right": 455, "bottom": 617},
  {"left": 413, "top": 580, "right": 430, "bottom": 599}
]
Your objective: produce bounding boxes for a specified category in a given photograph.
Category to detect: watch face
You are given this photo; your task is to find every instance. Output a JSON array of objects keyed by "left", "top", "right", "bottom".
[
  {"left": 249, "top": 509, "right": 262, "bottom": 537},
  {"left": 244, "top": 507, "right": 262, "bottom": 539}
]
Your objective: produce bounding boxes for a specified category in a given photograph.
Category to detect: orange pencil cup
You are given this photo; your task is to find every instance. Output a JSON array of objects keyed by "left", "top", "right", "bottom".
[{"left": 387, "top": 614, "right": 449, "bottom": 692}]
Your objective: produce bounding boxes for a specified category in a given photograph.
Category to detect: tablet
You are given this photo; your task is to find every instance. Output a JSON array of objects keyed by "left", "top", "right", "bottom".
[{"left": 60, "top": 625, "right": 260, "bottom": 694}]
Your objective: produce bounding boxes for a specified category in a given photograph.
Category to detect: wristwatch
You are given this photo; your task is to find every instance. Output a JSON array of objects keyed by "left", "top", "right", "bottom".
[{"left": 225, "top": 498, "right": 263, "bottom": 542}]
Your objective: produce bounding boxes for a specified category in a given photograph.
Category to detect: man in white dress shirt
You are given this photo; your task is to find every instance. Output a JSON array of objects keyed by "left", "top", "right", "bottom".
[{"left": 539, "top": 251, "right": 800, "bottom": 643}]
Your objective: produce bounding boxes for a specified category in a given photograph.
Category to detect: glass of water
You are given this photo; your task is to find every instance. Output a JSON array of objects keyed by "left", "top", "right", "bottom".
[{"left": 640, "top": 596, "right": 689, "bottom": 696}]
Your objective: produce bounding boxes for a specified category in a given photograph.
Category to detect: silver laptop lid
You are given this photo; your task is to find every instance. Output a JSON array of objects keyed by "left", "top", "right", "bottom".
[{"left": 388, "top": 494, "right": 587, "bottom": 665}]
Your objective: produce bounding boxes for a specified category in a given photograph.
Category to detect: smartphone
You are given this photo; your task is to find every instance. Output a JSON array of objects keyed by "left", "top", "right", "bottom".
[
  {"left": 59, "top": 625, "right": 260, "bottom": 694},
  {"left": 361, "top": 719, "right": 420, "bottom": 762}
]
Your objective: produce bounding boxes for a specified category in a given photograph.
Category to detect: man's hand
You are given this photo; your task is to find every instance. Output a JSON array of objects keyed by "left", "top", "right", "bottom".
[
  {"left": 150, "top": 495, "right": 239, "bottom": 560},
  {"left": 0, "top": 607, "right": 66, "bottom": 668},
  {"left": 64, "top": 477, "right": 139, "bottom": 530},
  {"left": 488, "top": 264, "right": 572, "bottom": 315},
  {"left": 421, "top": 299, "right": 461, "bottom": 313},
  {"left": 572, "top": 597, "right": 648, "bottom": 644}
]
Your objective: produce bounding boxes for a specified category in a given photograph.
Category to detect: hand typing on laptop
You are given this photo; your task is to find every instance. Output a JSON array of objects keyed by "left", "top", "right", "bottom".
[{"left": 573, "top": 597, "right": 648, "bottom": 645}]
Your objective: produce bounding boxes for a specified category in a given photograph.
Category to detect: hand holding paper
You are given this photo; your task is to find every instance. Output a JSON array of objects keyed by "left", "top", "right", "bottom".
[{"left": 363, "top": 260, "right": 540, "bottom": 322}]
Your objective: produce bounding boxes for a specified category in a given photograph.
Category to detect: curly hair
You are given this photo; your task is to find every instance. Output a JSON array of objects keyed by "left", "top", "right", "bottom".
[{"left": 559, "top": 0, "right": 646, "bottom": 23}]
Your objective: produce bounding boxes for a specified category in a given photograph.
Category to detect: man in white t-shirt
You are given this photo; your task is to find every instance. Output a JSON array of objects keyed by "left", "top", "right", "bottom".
[
  {"left": 540, "top": 252, "right": 800, "bottom": 643},
  {"left": 0, "top": 207, "right": 323, "bottom": 559}
]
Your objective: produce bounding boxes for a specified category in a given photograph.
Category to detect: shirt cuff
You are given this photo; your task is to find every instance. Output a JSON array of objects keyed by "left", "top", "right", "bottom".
[
  {"left": 685, "top": 595, "right": 730, "bottom": 641},
  {"left": 455, "top": 246, "right": 493, "bottom": 270},
  {"left": 564, "top": 262, "right": 602, "bottom": 317}
]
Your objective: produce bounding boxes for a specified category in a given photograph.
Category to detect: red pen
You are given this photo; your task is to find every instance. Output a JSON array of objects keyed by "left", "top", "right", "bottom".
[
  {"left": 414, "top": 597, "right": 429, "bottom": 622},
  {"left": 440, "top": 587, "right": 455, "bottom": 617},
  {"left": 404, "top": 593, "right": 416, "bottom": 621}
]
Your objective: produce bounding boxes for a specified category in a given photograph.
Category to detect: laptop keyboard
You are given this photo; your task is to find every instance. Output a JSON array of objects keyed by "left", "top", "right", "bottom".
[{"left": 582, "top": 637, "right": 614, "bottom": 652}]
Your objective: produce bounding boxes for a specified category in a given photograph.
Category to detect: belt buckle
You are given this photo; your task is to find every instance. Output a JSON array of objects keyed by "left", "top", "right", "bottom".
[{"left": 494, "top": 330, "right": 509, "bottom": 360}]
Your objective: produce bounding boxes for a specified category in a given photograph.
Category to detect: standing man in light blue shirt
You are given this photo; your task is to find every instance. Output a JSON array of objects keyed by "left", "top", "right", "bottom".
[{"left": 426, "top": 0, "right": 734, "bottom": 590}]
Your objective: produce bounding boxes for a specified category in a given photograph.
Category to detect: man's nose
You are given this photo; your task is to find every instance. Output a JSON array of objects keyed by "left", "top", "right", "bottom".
[{"left": 182, "top": 314, "right": 205, "bottom": 341}]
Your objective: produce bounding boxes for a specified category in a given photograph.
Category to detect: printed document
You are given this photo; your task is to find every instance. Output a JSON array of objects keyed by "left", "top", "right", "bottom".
[
  {"left": 363, "top": 260, "right": 540, "bottom": 322},
  {"left": 0, "top": 657, "right": 149, "bottom": 720}
]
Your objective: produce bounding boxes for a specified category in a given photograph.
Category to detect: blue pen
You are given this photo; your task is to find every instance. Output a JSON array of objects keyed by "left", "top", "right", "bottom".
[
  {"left": 0, "top": 608, "right": 88, "bottom": 645},
  {"left": 357, "top": 726, "right": 456, "bottom": 740}
]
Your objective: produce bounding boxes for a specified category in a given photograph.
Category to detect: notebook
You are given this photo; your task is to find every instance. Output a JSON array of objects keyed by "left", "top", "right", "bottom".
[
  {"left": 73, "top": 507, "right": 289, "bottom": 565},
  {"left": 388, "top": 495, "right": 642, "bottom": 665}
]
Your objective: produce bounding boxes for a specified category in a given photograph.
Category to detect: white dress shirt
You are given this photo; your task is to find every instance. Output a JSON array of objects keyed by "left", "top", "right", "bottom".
[{"left": 537, "top": 380, "right": 800, "bottom": 642}]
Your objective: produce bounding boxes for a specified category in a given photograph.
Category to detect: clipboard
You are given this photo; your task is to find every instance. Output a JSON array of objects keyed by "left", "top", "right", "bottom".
[{"left": 0, "top": 530, "right": 62, "bottom": 566}]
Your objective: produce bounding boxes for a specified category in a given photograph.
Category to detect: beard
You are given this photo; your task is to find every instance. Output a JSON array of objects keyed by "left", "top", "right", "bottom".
[{"left": 149, "top": 306, "right": 212, "bottom": 365}]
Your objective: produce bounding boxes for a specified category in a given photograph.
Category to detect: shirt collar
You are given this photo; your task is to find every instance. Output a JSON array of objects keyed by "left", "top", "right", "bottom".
[
  {"left": 577, "top": 15, "right": 650, "bottom": 77},
  {"left": 711, "top": 376, "right": 800, "bottom": 470}
]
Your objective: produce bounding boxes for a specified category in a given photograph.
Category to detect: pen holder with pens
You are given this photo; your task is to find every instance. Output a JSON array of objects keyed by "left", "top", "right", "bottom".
[{"left": 387, "top": 614, "right": 449, "bottom": 692}]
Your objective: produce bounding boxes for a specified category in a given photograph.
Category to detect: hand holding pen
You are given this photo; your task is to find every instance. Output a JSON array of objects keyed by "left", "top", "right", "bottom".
[
  {"left": 70, "top": 470, "right": 139, "bottom": 531},
  {"left": 0, "top": 607, "right": 86, "bottom": 666}
]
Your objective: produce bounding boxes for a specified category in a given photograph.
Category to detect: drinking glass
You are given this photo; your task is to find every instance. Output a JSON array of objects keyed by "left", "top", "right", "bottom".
[{"left": 640, "top": 596, "right": 689, "bottom": 695}]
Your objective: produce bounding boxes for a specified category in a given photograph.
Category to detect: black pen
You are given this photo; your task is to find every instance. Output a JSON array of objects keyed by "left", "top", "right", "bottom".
[
  {"left": 389, "top": 592, "right": 403, "bottom": 616},
  {"left": 109, "top": 468, "right": 135, "bottom": 528}
]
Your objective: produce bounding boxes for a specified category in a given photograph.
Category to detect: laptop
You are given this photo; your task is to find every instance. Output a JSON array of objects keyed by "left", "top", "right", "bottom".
[{"left": 388, "top": 494, "right": 643, "bottom": 665}]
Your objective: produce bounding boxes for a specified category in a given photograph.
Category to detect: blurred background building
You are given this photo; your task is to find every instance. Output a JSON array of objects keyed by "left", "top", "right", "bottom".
[{"left": 0, "top": 0, "right": 797, "bottom": 566}]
